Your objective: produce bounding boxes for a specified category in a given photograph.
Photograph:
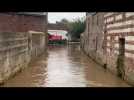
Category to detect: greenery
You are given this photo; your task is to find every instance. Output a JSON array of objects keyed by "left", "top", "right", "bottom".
[
  {"left": 68, "top": 18, "right": 86, "bottom": 39},
  {"left": 49, "top": 40, "right": 67, "bottom": 45},
  {"left": 58, "top": 17, "right": 86, "bottom": 39}
]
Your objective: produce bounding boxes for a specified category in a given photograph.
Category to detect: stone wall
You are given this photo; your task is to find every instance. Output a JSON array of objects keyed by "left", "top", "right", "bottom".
[
  {"left": 0, "top": 13, "right": 47, "bottom": 84},
  {"left": 0, "top": 32, "right": 47, "bottom": 84},
  {"left": 104, "top": 13, "right": 134, "bottom": 84},
  {"left": 81, "top": 13, "right": 106, "bottom": 66},
  {"left": 81, "top": 12, "right": 134, "bottom": 85},
  {"left": 0, "top": 32, "right": 30, "bottom": 83}
]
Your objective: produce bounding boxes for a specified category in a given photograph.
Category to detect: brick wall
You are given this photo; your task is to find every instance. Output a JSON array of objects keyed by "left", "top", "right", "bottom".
[
  {"left": 104, "top": 12, "right": 134, "bottom": 84},
  {"left": 81, "top": 12, "right": 134, "bottom": 85},
  {"left": 0, "top": 13, "right": 47, "bottom": 33}
]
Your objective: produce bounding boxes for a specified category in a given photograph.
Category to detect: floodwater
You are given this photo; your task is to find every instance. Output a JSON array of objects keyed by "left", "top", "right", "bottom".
[{"left": 2, "top": 44, "right": 130, "bottom": 87}]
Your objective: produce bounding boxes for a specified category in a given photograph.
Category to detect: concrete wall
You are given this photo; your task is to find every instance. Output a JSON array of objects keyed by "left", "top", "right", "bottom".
[
  {"left": 81, "top": 12, "right": 134, "bottom": 85},
  {"left": 0, "top": 32, "right": 30, "bottom": 83},
  {"left": 81, "top": 13, "right": 106, "bottom": 66},
  {"left": 0, "top": 13, "right": 47, "bottom": 84},
  {"left": 29, "top": 31, "right": 46, "bottom": 59}
]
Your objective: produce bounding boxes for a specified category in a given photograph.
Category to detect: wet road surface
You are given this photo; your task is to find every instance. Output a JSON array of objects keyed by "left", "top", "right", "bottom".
[{"left": 2, "top": 44, "right": 130, "bottom": 87}]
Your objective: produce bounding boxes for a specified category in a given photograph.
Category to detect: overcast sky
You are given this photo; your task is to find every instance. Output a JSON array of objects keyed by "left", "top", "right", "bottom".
[{"left": 48, "top": 12, "right": 86, "bottom": 23}]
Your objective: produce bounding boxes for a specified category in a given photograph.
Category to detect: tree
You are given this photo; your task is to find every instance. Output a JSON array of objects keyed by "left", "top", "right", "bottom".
[
  {"left": 58, "top": 17, "right": 86, "bottom": 40},
  {"left": 56, "top": 18, "right": 69, "bottom": 25},
  {"left": 60, "top": 18, "right": 69, "bottom": 24},
  {"left": 67, "top": 17, "right": 86, "bottom": 39}
]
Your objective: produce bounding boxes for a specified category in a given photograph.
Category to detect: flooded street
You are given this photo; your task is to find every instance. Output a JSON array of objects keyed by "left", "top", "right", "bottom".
[{"left": 2, "top": 44, "right": 130, "bottom": 87}]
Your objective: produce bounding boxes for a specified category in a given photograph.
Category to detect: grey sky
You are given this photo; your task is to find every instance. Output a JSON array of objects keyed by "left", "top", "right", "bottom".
[{"left": 48, "top": 12, "right": 86, "bottom": 23}]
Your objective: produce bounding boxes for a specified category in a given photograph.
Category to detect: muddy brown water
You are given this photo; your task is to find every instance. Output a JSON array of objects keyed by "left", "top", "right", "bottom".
[{"left": 1, "top": 44, "right": 131, "bottom": 87}]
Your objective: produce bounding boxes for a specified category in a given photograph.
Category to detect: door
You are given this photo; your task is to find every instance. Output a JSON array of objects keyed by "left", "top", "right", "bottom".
[{"left": 117, "top": 38, "right": 125, "bottom": 79}]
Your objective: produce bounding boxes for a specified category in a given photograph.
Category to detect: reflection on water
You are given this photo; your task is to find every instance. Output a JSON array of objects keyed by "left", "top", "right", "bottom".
[{"left": 2, "top": 44, "right": 130, "bottom": 87}]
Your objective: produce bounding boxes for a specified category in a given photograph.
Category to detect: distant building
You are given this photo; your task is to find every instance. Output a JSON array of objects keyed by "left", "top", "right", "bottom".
[
  {"left": 48, "top": 30, "right": 68, "bottom": 40},
  {"left": 49, "top": 34, "right": 62, "bottom": 41}
]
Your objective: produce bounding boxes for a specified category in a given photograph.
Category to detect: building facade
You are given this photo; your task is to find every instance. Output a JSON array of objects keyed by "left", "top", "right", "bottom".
[
  {"left": 81, "top": 12, "right": 134, "bottom": 85},
  {"left": 0, "top": 12, "right": 47, "bottom": 84}
]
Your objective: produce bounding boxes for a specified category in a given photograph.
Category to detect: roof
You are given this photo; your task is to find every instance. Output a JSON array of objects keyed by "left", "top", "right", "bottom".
[
  {"left": 16, "top": 12, "right": 47, "bottom": 16},
  {"left": 86, "top": 12, "right": 97, "bottom": 16}
]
